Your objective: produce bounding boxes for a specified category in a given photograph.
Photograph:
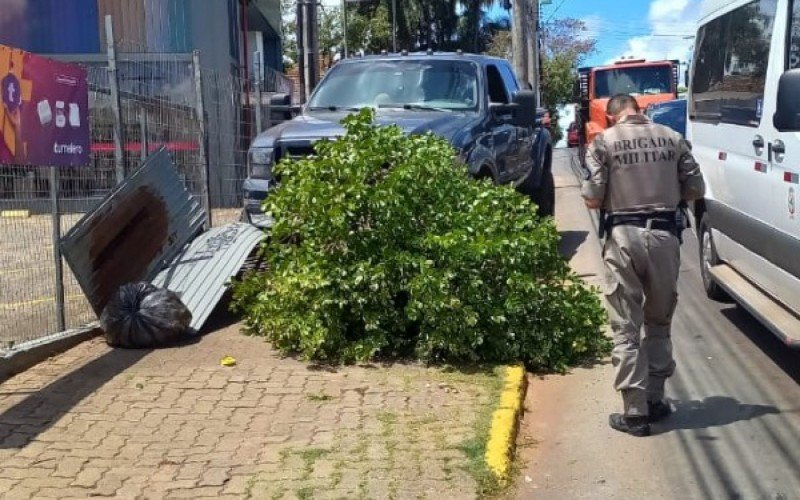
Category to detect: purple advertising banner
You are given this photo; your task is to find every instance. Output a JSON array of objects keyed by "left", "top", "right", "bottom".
[{"left": 0, "top": 44, "right": 90, "bottom": 167}]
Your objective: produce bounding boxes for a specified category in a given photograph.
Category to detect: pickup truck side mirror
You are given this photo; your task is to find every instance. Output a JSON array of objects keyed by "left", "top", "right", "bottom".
[
  {"left": 489, "top": 102, "right": 515, "bottom": 121},
  {"left": 774, "top": 69, "right": 800, "bottom": 132},
  {"left": 489, "top": 90, "right": 537, "bottom": 127},
  {"left": 511, "top": 90, "right": 537, "bottom": 128},
  {"left": 269, "top": 93, "right": 293, "bottom": 123}
]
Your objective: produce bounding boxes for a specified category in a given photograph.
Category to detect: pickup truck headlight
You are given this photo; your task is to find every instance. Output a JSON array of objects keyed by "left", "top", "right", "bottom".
[{"left": 248, "top": 148, "right": 275, "bottom": 179}]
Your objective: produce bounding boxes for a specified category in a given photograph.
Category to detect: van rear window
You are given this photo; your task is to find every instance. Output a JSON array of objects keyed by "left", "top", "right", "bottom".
[{"left": 690, "top": 0, "right": 777, "bottom": 127}]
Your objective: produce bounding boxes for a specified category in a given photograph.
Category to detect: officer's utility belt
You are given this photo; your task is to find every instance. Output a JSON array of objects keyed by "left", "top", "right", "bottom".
[{"left": 607, "top": 212, "right": 677, "bottom": 232}]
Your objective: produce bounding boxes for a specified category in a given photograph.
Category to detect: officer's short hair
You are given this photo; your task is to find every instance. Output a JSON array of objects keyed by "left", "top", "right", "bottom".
[{"left": 606, "top": 94, "right": 640, "bottom": 116}]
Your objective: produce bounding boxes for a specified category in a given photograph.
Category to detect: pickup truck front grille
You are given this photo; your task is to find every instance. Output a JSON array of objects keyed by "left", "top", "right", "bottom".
[{"left": 281, "top": 145, "right": 316, "bottom": 160}]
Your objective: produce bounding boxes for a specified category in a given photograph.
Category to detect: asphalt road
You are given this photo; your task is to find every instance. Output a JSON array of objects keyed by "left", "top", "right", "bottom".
[{"left": 517, "top": 149, "right": 800, "bottom": 500}]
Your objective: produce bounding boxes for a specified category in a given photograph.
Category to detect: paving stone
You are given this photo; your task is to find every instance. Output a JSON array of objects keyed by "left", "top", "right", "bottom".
[{"left": 0, "top": 323, "right": 497, "bottom": 499}]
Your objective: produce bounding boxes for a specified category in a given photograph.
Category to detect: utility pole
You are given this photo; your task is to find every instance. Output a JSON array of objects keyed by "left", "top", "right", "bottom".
[
  {"left": 296, "top": 0, "right": 306, "bottom": 102},
  {"left": 303, "top": 0, "right": 319, "bottom": 100},
  {"left": 511, "top": 0, "right": 528, "bottom": 84},
  {"left": 392, "top": 0, "right": 397, "bottom": 53},
  {"left": 296, "top": 0, "right": 320, "bottom": 102},
  {"left": 526, "top": 0, "right": 540, "bottom": 96},
  {"left": 342, "top": 0, "right": 348, "bottom": 58}
]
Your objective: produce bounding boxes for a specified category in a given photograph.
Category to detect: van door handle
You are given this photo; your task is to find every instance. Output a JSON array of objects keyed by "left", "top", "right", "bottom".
[
  {"left": 772, "top": 139, "right": 786, "bottom": 155},
  {"left": 753, "top": 135, "right": 765, "bottom": 151}
]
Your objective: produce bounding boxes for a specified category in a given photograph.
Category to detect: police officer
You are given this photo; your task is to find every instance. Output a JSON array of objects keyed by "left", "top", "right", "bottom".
[{"left": 582, "top": 94, "right": 705, "bottom": 437}]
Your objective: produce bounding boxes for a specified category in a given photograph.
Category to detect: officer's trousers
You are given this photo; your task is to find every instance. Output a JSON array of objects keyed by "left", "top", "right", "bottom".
[{"left": 603, "top": 224, "right": 680, "bottom": 417}]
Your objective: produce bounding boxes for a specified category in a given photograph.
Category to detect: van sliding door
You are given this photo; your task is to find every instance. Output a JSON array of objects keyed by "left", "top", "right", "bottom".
[{"left": 689, "top": 0, "right": 779, "bottom": 284}]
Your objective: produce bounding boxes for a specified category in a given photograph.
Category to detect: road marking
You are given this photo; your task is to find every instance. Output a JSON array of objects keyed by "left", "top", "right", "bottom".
[{"left": 0, "top": 294, "right": 85, "bottom": 310}]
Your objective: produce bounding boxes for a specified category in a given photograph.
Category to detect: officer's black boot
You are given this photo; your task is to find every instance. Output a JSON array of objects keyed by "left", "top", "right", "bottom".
[
  {"left": 647, "top": 400, "right": 672, "bottom": 423},
  {"left": 609, "top": 414, "right": 651, "bottom": 437}
]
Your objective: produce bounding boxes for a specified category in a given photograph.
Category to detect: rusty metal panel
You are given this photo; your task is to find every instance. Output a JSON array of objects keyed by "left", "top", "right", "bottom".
[
  {"left": 152, "top": 223, "right": 263, "bottom": 332},
  {"left": 98, "top": 0, "right": 146, "bottom": 49},
  {"left": 61, "top": 148, "right": 205, "bottom": 316}
]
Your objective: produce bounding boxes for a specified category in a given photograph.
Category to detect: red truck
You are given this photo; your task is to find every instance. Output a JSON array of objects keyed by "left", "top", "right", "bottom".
[{"left": 574, "top": 58, "right": 680, "bottom": 165}]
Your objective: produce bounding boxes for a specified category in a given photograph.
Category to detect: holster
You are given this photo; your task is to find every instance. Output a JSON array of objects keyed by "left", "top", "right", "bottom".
[{"left": 599, "top": 209, "right": 608, "bottom": 239}]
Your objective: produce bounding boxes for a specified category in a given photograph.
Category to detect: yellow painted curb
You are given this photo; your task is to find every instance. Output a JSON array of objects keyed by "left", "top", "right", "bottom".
[
  {"left": 1, "top": 210, "right": 30, "bottom": 218},
  {"left": 485, "top": 364, "right": 527, "bottom": 482}
]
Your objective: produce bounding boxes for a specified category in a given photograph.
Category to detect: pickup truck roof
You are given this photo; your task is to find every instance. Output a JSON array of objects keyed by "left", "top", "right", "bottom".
[{"left": 338, "top": 52, "right": 510, "bottom": 67}]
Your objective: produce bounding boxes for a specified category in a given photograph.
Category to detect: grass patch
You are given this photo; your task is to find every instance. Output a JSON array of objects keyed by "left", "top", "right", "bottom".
[
  {"left": 297, "top": 486, "right": 315, "bottom": 500},
  {"left": 268, "top": 484, "right": 286, "bottom": 500},
  {"left": 298, "top": 448, "right": 330, "bottom": 478},
  {"left": 457, "top": 366, "right": 507, "bottom": 498},
  {"left": 306, "top": 391, "right": 335, "bottom": 402}
]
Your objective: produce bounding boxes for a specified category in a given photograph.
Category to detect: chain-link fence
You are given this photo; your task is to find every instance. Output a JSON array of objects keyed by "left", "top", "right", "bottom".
[{"left": 0, "top": 32, "right": 291, "bottom": 352}]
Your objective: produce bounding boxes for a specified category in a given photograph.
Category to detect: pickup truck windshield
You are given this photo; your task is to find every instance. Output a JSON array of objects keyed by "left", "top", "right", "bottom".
[
  {"left": 308, "top": 59, "right": 479, "bottom": 111},
  {"left": 594, "top": 66, "right": 672, "bottom": 98}
]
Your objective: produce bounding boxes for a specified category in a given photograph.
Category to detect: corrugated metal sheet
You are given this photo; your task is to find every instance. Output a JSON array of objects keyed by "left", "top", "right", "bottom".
[
  {"left": 152, "top": 223, "right": 263, "bottom": 332},
  {"left": 61, "top": 148, "right": 205, "bottom": 316}
]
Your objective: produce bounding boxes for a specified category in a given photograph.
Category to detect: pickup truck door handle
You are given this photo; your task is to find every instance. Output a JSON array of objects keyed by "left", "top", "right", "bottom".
[{"left": 752, "top": 135, "right": 765, "bottom": 151}]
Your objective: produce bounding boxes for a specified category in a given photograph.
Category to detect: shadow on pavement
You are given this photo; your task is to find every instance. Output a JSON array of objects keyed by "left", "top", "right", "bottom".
[
  {"left": 0, "top": 301, "right": 237, "bottom": 450},
  {"left": 0, "top": 348, "right": 152, "bottom": 449},
  {"left": 653, "top": 396, "right": 780, "bottom": 434},
  {"left": 720, "top": 306, "right": 800, "bottom": 385},
  {"left": 559, "top": 230, "right": 589, "bottom": 260}
]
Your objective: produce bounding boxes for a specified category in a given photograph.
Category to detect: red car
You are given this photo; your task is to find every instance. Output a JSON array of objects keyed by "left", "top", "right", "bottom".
[{"left": 567, "top": 122, "right": 579, "bottom": 148}]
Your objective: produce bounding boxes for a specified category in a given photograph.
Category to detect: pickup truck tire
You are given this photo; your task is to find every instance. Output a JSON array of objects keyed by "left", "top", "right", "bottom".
[
  {"left": 532, "top": 168, "right": 555, "bottom": 217},
  {"left": 699, "top": 214, "right": 729, "bottom": 301}
]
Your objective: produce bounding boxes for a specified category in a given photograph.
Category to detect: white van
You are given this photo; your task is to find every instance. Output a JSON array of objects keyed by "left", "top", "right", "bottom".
[{"left": 689, "top": 0, "right": 800, "bottom": 347}]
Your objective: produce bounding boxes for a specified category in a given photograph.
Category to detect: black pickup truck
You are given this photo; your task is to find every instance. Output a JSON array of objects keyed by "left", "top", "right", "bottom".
[{"left": 243, "top": 52, "right": 553, "bottom": 226}]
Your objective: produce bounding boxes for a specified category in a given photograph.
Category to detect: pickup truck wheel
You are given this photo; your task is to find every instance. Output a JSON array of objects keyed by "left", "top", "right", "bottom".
[
  {"left": 699, "top": 214, "right": 728, "bottom": 301},
  {"left": 532, "top": 168, "right": 555, "bottom": 217}
]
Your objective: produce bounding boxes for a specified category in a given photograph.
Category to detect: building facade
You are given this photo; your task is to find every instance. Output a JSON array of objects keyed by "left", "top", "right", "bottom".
[{"left": 0, "top": 0, "right": 283, "bottom": 78}]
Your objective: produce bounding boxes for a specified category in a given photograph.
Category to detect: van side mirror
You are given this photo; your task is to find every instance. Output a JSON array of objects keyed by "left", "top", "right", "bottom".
[{"left": 774, "top": 69, "right": 800, "bottom": 132}]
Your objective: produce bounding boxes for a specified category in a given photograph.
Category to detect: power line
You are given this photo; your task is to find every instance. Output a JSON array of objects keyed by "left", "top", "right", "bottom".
[{"left": 544, "top": 0, "right": 570, "bottom": 22}]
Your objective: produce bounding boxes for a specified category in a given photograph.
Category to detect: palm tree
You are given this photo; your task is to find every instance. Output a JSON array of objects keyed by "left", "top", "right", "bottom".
[{"left": 462, "top": 0, "right": 501, "bottom": 53}]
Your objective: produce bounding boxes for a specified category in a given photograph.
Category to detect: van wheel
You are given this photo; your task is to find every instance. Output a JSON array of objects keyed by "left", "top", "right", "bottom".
[{"left": 699, "top": 214, "right": 728, "bottom": 301}]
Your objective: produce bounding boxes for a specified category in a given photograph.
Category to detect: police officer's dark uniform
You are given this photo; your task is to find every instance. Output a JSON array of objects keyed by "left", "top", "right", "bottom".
[{"left": 581, "top": 94, "right": 705, "bottom": 437}]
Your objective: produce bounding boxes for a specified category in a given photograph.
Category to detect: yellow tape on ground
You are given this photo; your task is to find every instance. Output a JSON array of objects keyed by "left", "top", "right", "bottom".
[
  {"left": 485, "top": 364, "right": 527, "bottom": 482},
  {"left": 1, "top": 210, "right": 30, "bottom": 218}
]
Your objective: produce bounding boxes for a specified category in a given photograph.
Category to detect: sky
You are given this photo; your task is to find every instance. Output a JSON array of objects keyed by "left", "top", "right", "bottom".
[{"left": 492, "top": 0, "right": 703, "bottom": 67}]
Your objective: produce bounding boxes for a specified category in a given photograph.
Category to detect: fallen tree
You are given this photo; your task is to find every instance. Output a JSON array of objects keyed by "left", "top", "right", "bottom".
[{"left": 233, "top": 109, "right": 608, "bottom": 370}]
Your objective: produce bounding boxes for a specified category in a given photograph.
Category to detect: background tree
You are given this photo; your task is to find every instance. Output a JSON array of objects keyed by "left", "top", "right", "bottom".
[
  {"left": 283, "top": 0, "right": 508, "bottom": 65},
  {"left": 540, "top": 18, "right": 597, "bottom": 142},
  {"left": 318, "top": 6, "right": 343, "bottom": 64},
  {"left": 281, "top": 0, "right": 297, "bottom": 69}
]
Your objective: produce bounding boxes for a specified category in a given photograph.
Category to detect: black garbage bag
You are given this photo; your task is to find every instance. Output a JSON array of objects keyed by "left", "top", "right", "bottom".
[{"left": 100, "top": 282, "right": 192, "bottom": 348}]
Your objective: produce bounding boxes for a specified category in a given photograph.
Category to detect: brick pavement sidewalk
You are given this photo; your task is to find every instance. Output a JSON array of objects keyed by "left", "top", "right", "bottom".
[{"left": 0, "top": 321, "right": 501, "bottom": 499}]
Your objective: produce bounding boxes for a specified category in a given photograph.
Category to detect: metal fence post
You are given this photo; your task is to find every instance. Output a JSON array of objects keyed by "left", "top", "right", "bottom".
[
  {"left": 50, "top": 166, "right": 66, "bottom": 332},
  {"left": 254, "top": 54, "right": 263, "bottom": 135},
  {"left": 139, "top": 107, "right": 148, "bottom": 163},
  {"left": 192, "top": 50, "right": 212, "bottom": 229},
  {"left": 105, "top": 15, "right": 126, "bottom": 184}
]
